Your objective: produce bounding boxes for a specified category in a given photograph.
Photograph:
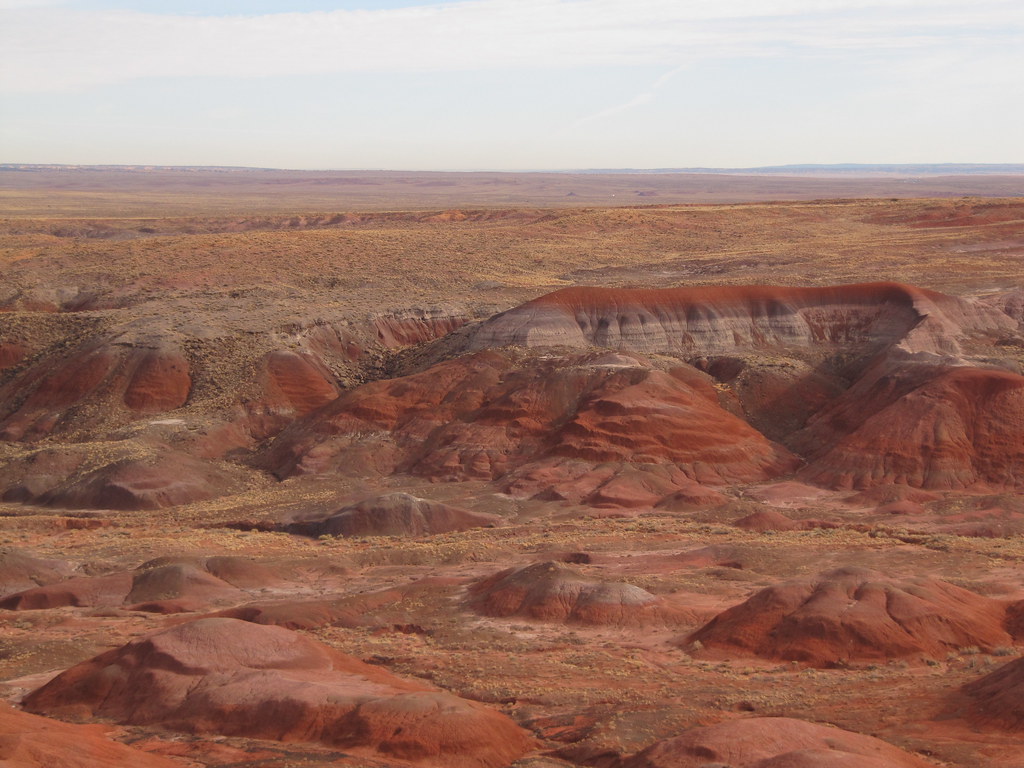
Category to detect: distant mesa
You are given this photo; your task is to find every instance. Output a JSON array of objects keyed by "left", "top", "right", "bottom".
[
  {"left": 467, "top": 561, "right": 693, "bottom": 626},
  {"left": 23, "top": 618, "right": 534, "bottom": 768},
  {"left": 286, "top": 493, "right": 502, "bottom": 538},
  {"left": 465, "top": 282, "right": 1013, "bottom": 357},
  {"left": 622, "top": 716, "right": 935, "bottom": 768},
  {"left": 686, "top": 566, "right": 1012, "bottom": 665}
]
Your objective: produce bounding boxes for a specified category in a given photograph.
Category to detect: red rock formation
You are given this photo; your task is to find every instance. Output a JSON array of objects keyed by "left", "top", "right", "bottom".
[
  {"left": 687, "top": 567, "right": 1011, "bottom": 665},
  {"left": 468, "top": 282, "right": 1012, "bottom": 357},
  {"left": 622, "top": 717, "right": 934, "bottom": 768},
  {"left": 798, "top": 365, "right": 1024, "bottom": 490},
  {"left": 0, "top": 341, "right": 191, "bottom": 440},
  {"left": 468, "top": 561, "right": 692, "bottom": 626},
  {"left": 265, "top": 350, "right": 796, "bottom": 488},
  {"left": 0, "top": 702, "right": 183, "bottom": 768},
  {"left": 250, "top": 350, "right": 340, "bottom": 431},
  {"left": 958, "top": 655, "right": 1024, "bottom": 730},
  {"left": 23, "top": 618, "right": 533, "bottom": 768},
  {"left": 506, "top": 459, "right": 731, "bottom": 508},
  {"left": 372, "top": 308, "right": 468, "bottom": 346},
  {"left": 287, "top": 493, "right": 501, "bottom": 538},
  {"left": 121, "top": 348, "right": 191, "bottom": 412}
]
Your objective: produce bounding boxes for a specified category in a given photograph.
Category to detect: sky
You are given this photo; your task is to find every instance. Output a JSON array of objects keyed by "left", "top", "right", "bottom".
[{"left": 1, "top": 0, "right": 1022, "bottom": 170}]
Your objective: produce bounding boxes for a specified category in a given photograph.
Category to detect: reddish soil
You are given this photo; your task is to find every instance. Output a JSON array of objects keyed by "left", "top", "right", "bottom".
[{"left": 1, "top": 180, "right": 1023, "bottom": 767}]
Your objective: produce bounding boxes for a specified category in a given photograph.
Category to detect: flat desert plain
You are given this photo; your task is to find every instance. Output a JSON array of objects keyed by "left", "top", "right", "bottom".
[{"left": 1, "top": 167, "right": 1024, "bottom": 768}]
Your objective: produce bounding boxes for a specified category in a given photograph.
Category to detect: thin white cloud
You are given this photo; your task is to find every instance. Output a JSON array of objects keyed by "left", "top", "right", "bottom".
[
  {"left": 1, "top": 0, "right": 1021, "bottom": 92},
  {"left": 571, "top": 63, "right": 689, "bottom": 129}
]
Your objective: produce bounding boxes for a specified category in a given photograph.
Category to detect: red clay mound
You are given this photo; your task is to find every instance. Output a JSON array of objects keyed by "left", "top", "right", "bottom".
[
  {"left": 23, "top": 618, "right": 534, "bottom": 768},
  {"left": 0, "top": 547, "right": 73, "bottom": 598},
  {"left": 137, "top": 554, "right": 288, "bottom": 589},
  {"left": 288, "top": 493, "right": 501, "bottom": 538},
  {"left": 0, "top": 572, "right": 133, "bottom": 610},
  {"left": 0, "top": 341, "right": 190, "bottom": 440},
  {"left": 25, "top": 449, "right": 248, "bottom": 510},
  {"left": 507, "top": 459, "right": 730, "bottom": 508},
  {"left": 213, "top": 599, "right": 364, "bottom": 630},
  {"left": 622, "top": 716, "right": 934, "bottom": 768},
  {"left": 265, "top": 349, "right": 796, "bottom": 489},
  {"left": 687, "top": 566, "right": 1011, "bottom": 665},
  {"left": 0, "top": 555, "right": 293, "bottom": 611},
  {"left": 958, "top": 655, "right": 1024, "bottom": 730},
  {"left": 126, "top": 563, "right": 245, "bottom": 611},
  {"left": 467, "top": 282, "right": 1012, "bottom": 357},
  {"left": 733, "top": 508, "right": 837, "bottom": 532},
  {"left": 798, "top": 364, "right": 1024, "bottom": 490},
  {"left": 468, "top": 561, "right": 691, "bottom": 626},
  {"left": 0, "top": 702, "right": 182, "bottom": 768},
  {"left": 845, "top": 485, "right": 941, "bottom": 506}
]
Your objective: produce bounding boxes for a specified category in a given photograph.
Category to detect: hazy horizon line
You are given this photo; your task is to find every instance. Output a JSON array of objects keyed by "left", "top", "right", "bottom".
[{"left": 5, "top": 162, "right": 1024, "bottom": 175}]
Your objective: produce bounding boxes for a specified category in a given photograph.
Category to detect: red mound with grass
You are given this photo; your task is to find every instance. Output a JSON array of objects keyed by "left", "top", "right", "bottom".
[
  {"left": 468, "top": 561, "right": 692, "bottom": 626},
  {"left": 622, "top": 716, "right": 934, "bottom": 768},
  {"left": 288, "top": 493, "right": 501, "bottom": 538},
  {"left": 7, "top": 444, "right": 250, "bottom": 512},
  {"left": 0, "top": 702, "right": 182, "bottom": 768},
  {"left": 23, "top": 618, "right": 534, "bottom": 768},
  {"left": 958, "top": 655, "right": 1024, "bottom": 730},
  {"left": 266, "top": 350, "right": 796, "bottom": 488},
  {"left": 687, "top": 566, "right": 1011, "bottom": 665}
]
